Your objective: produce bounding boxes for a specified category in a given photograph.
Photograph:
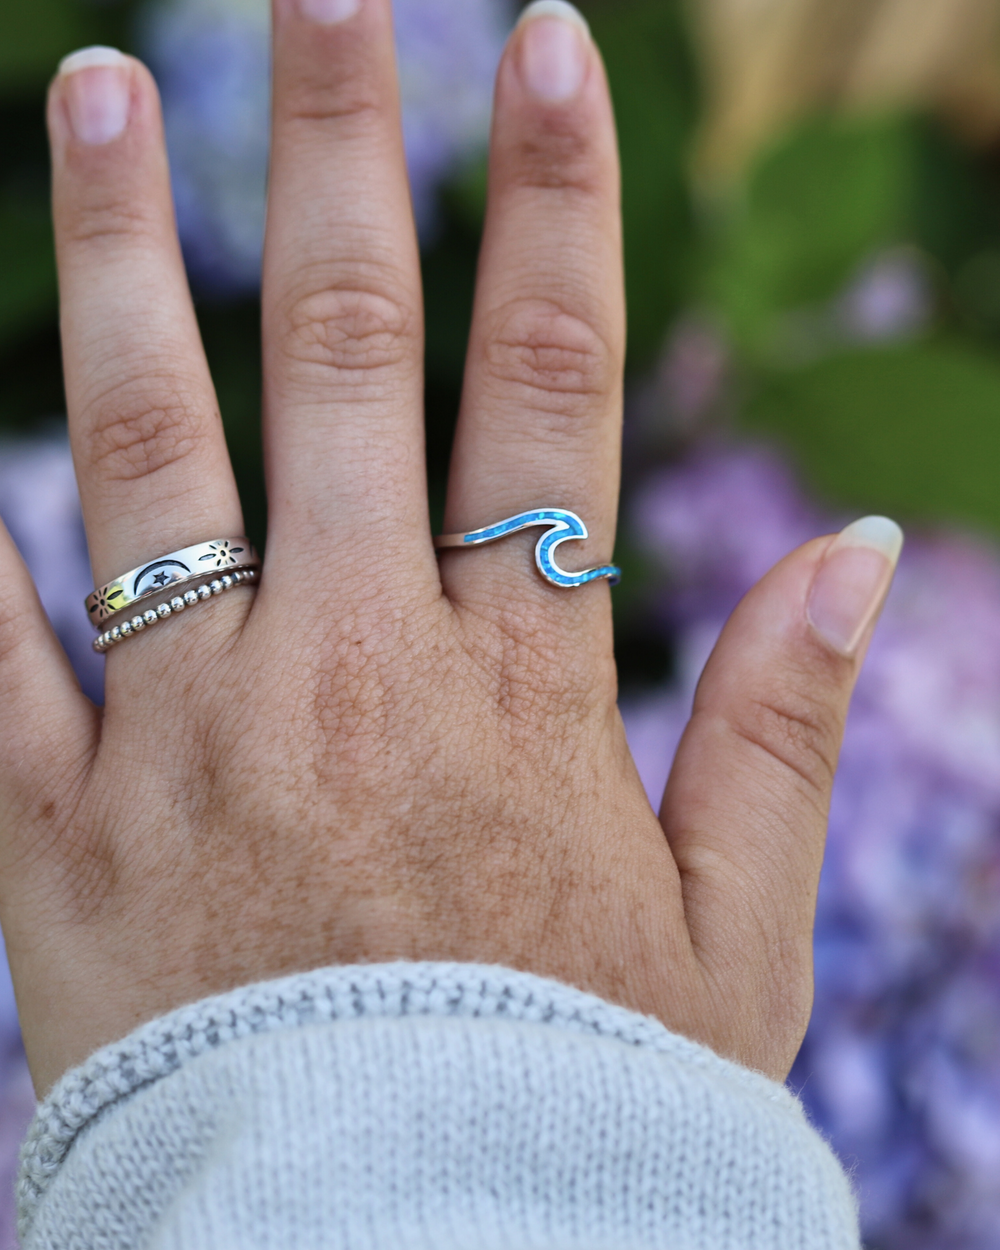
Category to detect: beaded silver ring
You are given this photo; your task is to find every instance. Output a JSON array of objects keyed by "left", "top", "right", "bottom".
[{"left": 92, "top": 568, "right": 258, "bottom": 652}]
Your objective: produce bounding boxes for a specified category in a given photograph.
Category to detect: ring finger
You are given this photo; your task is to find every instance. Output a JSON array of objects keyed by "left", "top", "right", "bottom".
[{"left": 48, "top": 51, "right": 244, "bottom": 616}]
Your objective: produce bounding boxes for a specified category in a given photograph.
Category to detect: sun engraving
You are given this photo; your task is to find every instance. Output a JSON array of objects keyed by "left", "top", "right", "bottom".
[
  {"left": 89, "top": 583, "right": 126, "bottom": 622},
  {"left": 198, "top": 540, "right": 246, "bottom": 568}
]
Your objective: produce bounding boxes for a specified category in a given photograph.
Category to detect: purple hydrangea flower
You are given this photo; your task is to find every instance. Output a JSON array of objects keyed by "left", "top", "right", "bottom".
[
  {"left": 142, "top": 0, "right": 513, "bottom": 291},
  {"left": 766, "top": 248, "right": 934, "bottom": 365},
  {"left": 836, "top": 248, "right": 932, "bottom": 343},
  {"left": 142, "top": 0, "right": 271, "bottom": 292},
  {"left": 625, "top": 441, "right": 1000, "bottom": 1247},
  {"left": 393, "top": 0, "right": 512, "bottom": 229},
  {"left": 0, "top": 434, "right": 103, "bottom": 703}
]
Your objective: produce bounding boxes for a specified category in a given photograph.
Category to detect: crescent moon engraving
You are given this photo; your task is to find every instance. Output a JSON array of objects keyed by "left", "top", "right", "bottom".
[{"left": 132, "top": 559, "right": 192, "bottom": 597}]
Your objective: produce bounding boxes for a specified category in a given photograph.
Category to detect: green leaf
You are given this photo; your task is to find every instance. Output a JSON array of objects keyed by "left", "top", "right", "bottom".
[
  {"left": 0, "top": 198, "right": 56, "bottom": 344},
  {"left": 742, "top": 340, "right": 1000, "bottom": 535},
  {"left": 443, "top": 152, "right": 489, "bottom": 235},
  {"left": 0, "top": 0, "right": 94, "bottom": 94},
  {"left": 909, "top": 118, "right": 1000, "bottom": 277},
  {"left": 707, "top": 115, "right": 915, "bottom": 353},
  {"left": 581, "top": 0, "right": 699, "bottom": 371}
]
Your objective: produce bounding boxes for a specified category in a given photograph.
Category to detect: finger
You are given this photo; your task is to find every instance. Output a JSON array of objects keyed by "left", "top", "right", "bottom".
[
  {"left": 48, "top": 49, "right": 243, "bottom": 589},
  {"left": 0, "top": 518, "right": 96, "bottom": 869},
  {"left": 441, "top": 2, "right": 624, "bottom": 625},
  {"left": 262, "top": 0, "right": 430, "bottom": 593},
  {"left": 660, "top": 517, "right": 903, "bottom": 1075}
]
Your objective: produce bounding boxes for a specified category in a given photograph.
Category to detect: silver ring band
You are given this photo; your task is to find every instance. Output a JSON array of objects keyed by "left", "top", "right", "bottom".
[
  {"left": 93, "top": 568, "right": 258, "bottom": 652},
  {"left": 86, "top": 537, "right": 260, "bottom": 624},
  {"left": 434, "top": 508, "right": 620, "bottom": 589}
]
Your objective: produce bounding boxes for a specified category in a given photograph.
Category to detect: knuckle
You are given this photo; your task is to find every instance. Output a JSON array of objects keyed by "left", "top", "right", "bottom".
[
  {"left": 280, "top": 284, "right": 417, "bottom": 382},
  {"left": 510, "top": 125, "right": 600, "bottom": 195},
  {"left": 283, "top": 80, "right": 383, "bottom": 132},
  {"left": 461, "top": 604, "right": 606, "bottom": 730},
  {"left": 62, "top": 193, "right": 158, "bottom": 250},
  {"left": 279, "top": 45, "right": 384, "bottom": 133},
  {"left": 733, "top": 691, "right": 840, "bottom": 796},
  {"left": 483, "top": 298, "right": 617, "bottom": 421},
  {"left": 82, "top": 376, "right": 211, "bottom": 485}
]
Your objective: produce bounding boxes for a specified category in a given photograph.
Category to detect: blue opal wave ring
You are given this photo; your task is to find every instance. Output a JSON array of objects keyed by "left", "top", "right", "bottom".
[
  {"left": 434, "top": 508, "right": 620, "bottom": 589},
  {"left": 85, "top": 537, "right": 260, "bottom": 624}
]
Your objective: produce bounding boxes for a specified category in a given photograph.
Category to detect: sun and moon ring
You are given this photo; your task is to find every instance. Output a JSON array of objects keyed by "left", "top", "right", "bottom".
[{"left": 85, "top": 537, "right": 260, "bottom": 626}]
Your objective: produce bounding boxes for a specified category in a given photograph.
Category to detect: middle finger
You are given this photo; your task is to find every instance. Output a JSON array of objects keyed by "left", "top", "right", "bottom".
[{"left": 263, "top": 0, "right": 432, "bottom": 597}]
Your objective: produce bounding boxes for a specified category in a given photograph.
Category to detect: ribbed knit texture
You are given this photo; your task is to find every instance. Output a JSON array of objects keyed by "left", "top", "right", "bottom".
[{"left": 18, "top": 962, "right": 859, "bottom": 1248}]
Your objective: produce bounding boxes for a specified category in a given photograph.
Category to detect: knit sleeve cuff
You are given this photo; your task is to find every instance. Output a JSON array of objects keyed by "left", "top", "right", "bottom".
[{"left": 18, "top": 961, "right": 860, "bottom": 1248}]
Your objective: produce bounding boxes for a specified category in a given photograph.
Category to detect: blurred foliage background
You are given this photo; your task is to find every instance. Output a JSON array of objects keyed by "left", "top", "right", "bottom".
[
  {"left": 8, "top": 0, "right": 1000, "bottom": 684},
  {"left": 6, "top": 3, "right": 1000, "bottom": 1245}
]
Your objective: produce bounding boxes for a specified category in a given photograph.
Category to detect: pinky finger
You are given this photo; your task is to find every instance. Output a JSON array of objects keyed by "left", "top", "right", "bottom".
[{"left": 0, "top": 520, "right": 97, "bottom": 845}]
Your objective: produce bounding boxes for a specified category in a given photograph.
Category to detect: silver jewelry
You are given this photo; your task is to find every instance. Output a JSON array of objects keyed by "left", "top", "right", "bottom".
[
  {"left": 93, "top": 568, "right": 258, "bottom": 652},
  {"left": 434, "top": 508, "right": 620, "bottom": 588},
  {"left": 86, "top": 537, "right": 260, "bottom": 624}
]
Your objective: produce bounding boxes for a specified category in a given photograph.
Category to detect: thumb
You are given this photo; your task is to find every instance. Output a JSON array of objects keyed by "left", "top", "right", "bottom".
[{"left": 660, "top": 516, "right": 902, "bottom": 1078}]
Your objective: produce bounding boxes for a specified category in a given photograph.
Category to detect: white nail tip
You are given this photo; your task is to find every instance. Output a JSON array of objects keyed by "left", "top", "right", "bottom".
[
  {"left": 518, "top": 0, "right": 591, "bottom": 37},
  {"left": 298, "top": 0, "right": 361, "bottom": 24},
  {"left": 836, "top": 516, "right": 904, "bottom": 563},
  {"left": 58, "top": 47, "right": 129, "bottom": 76}
]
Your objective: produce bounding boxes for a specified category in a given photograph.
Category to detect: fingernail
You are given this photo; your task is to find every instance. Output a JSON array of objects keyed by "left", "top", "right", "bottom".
[
  {"left": 808, "top": 516, "right": 903, "bottom": 657},
  {"left": 518, "top": 0, "right": 590, "bottom": 102},
  {"left": 296, "top": 0, "right": 361, "bottom": 24},
  {"left": 58, "top": 47, "right": 131, "bottom": 146}
]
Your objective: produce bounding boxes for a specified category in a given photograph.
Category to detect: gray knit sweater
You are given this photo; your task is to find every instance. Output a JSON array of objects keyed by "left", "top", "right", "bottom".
[{"left": 17, "top": 962, "right": 859, "bottom": 1248}]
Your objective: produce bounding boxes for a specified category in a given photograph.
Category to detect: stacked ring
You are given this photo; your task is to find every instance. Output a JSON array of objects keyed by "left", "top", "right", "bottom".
[
  {"left": 92, "top": 568, "right": 258, "bottom": 652},
  {"left": 85, "top": 537, "right": 260, "bottom": 625}
]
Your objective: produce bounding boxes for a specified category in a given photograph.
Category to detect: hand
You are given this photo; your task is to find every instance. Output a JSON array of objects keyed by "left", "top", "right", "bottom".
[{"left": 0, "top": 0, "right": 898, "bottom": 1095}]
